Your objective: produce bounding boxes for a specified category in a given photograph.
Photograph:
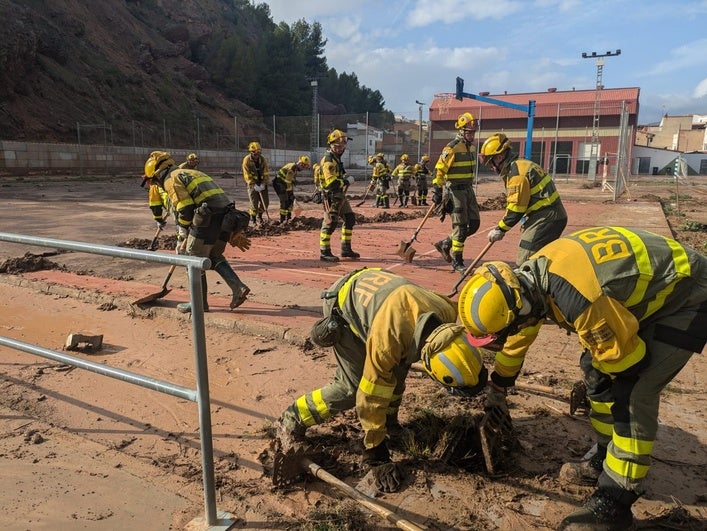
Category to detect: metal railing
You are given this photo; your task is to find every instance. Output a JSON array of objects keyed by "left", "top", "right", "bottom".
[{"left": 0, "top": 232, "right": 233, "bottom": 528}]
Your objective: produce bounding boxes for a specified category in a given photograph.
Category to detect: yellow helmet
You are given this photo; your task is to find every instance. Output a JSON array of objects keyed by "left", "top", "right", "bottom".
[
  {"left": 144, "top": 151, "right": 175, "bottom": 178},
  {"left": 458, "top": 261, "right": 523, "bottom": 347},
  {"left": 299, "top": 155, "right": 311, "bottom": 166},
  {"left": 376, "top": 152, "right": 385, "bottom": 159},
  {"left": 479, "top": 133, "right": 512, "bottom": 165},
  {"left": 327, "top": 129, "right": 348, "bottom": 144},
  {"left": 248, "top": 141, "right": 262, "bottom": 153},
  {"left": 420, "top": 323, "right": 487, "bottom": 396},
  {"left": 400, "top": 153, "right": 410, "bottom": 162},
  {"left": 367, "top": 155, "right": 375, "bottom": 164},
  {"left": 421, "top": 155, "right": 430, "bottom": 163},
  {"left": 455, "top": 112, "right": 478, "bottom": 131},
  {"left": 187, "top": 153, "right": 199, "bottom": 162}
]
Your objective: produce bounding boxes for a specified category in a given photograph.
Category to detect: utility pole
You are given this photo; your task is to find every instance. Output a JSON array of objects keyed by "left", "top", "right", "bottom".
[
  {"left": 581, "top": 49, "right": 621, "bottom": 181},
  {"left": 415, "top": 100, "right": 426, "bottom": 161},
  {"left": 310, "top": 79, "right": 319, "bottom": 165}
]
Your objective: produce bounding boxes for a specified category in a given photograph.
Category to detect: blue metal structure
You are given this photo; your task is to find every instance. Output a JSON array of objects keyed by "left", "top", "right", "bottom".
[{"left": 455, "top": 77, "right": 536, "bottom": 159}]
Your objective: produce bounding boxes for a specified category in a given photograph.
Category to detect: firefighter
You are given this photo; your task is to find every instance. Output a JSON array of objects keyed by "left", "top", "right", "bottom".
[
  {"left": 275, "top": 267, "right": 488, "bottom": 493},
  {"left": 414, "top": 154, "right": 431, "bottom": 206},
  {"left": 432, "top": 112, "right": 482, "bottom": 272},
  {"left": 479, "top": 132, "right": 568, "bottom": 265},
  {"left": 273, "top": 155, "right": 310, "bottom": 224},
  {"left": 391, "top": 153, "right": 414, "bottom": 207},
  {"left": 141, "top": 173, "right": 172, "bottom": 230},
  {"left": 242, "top": 141, "right": 270, "bottom": 226},
  {"left": 179, "top": 152, "right": 199, "bottom": 170},
  {"left": 318, "top": 129, "right": 360, "bottom": 262},
  {"left": 457, "top": 226, "right": 707, "bottom": 530},
  {"left": 373, "top": 153, "right": 391, "bottom": 209},
  {"left": 143, "top": 151, "right": 251, "bottom": 313}
]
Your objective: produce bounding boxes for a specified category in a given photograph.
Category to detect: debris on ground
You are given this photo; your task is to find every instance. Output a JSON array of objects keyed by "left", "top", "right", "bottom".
[{"left": 0, "top": 252, "right": 65, "bottom": 274}]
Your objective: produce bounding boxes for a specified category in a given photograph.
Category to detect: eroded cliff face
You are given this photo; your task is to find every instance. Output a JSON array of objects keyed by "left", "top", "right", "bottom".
[{"left": 0, "top": 0, "right": 261, "bottom": 144}]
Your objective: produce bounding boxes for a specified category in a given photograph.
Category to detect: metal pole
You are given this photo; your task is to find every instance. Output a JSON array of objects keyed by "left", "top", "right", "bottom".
[
  {"left": 415, "top": 100, "right": 425, "bottom": 161},
  {"left": 552, "top": 104, "right": 559, "bottom": 181},
  {"left": 273, "top": 115, "right": 276, "bottom": 150}
]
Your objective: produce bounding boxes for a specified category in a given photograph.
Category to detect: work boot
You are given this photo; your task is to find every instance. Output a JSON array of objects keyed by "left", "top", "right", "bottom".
[
  {"left": 340, "top": 242, "right": 360, "bottom": 259},
  {"left": 434, "top": 237, "right": 452, "bottom": 263},
  {"left": 176, "top": 273, "right": 209, "bottom": 314},
  {"left": 250, "top": 215, "right": 257, "bottom": 226},
  {"left": 257, "top": 215, "right": 265, "bottom": 226},
  {"left": 451, "top": 252, "right": 465, "bottom": 272},
  {"left": 320, "top": 248, "right": 340, "bottom": 262},
  {"left": 383, "top": 197, "right": 389, "bottom": 209},
  {"left": 273, "top": 418, "right": 308, "bottom": 452},
  {"left": 214, "top": 260, "right": 250, "bottom": 309},
  {"left": 559, "top": 446, "right": 606, "bottom": 486},
  {"left": 279, "top": 214, "right": 286, "bottom": 224},
  {"left": 559, "top": 487, "right": 637, "bottom": 531}
]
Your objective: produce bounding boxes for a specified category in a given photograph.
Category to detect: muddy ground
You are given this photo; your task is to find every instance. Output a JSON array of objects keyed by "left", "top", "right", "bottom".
[{"left": 0, "top": 174, "right": 705, "bottom": 530}]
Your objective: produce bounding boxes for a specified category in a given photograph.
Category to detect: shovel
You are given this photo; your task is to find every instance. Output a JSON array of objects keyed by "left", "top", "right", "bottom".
[
  {"left": 396, "top": 203, "right": 436, "bottom": 263},
  {"left": 292, "top": 198, "right": 303, "bottom": 218},
  {"left": 132, "top": 238, "right": 187, "bottom": 305},
  {"left": 148, "top": 223, "right": 163, "bottom": 251},
  {"left": 446, "top": 241, "right": 494, "bottom": 298},
  {"left": 273, "top": 446, "right": 424, "bottom": 531},
  {"left": 355, "top": 182, "right": 375, "bottom": 207},
  {"left": 257, "top": 190, "right": 271, "bottom": 220}
]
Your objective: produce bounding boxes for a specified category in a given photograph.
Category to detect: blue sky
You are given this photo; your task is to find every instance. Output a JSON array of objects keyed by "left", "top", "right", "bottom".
[{"left": 264, "top": 0, "right": 707, "bottom": 125}]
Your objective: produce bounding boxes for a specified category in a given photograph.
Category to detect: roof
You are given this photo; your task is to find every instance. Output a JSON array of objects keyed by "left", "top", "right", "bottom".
[{"left": 430, "top": 87, "right": 640, "bottom": 120}]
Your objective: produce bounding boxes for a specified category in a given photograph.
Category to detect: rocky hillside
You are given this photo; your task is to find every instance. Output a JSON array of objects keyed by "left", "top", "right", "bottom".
[{"left": 0, "top": 0, "right": 317, "bottom": 147}]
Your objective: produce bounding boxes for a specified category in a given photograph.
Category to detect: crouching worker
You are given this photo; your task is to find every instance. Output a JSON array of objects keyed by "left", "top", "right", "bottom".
[
  {"left": 274, "top": 268, "right": 487, "bottom": 493},
  {"left": 143, "top": 151, "right": 251, "bottom": 313},
  {"left": 457, "top": 226, "right": 707, "bottom": 530}
]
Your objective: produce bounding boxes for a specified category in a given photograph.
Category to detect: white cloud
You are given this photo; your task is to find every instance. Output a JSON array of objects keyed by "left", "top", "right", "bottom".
[
  {"left": 406, "top": 0, "right": 523, "bottom": 27},
  {"left": 647, "top": 38, "right": 707, "bottom": 75},
  {"left": 694, "top": 78, "right": 707, "bottom": 98}
]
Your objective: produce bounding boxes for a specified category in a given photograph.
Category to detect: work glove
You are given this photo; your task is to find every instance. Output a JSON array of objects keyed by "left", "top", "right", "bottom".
[
  {"left": 344, "top": 175, "right": 354, "bottom": 186},
  {"left": 228, "top": 231, "right": 251, "bottom": 252},
  {"left": 155, "top": 218, "right": 167, "bottom": 230},
  {"left": 432, "top": 186, "right": 443, "bottom": 205},
  {"left": 361, "top": 442, "right": 403, "bottom": 493},
  {"left": 253, "top": 184, "right": 265, "bottom": 192},
  {"left": 485, "top": 382, "right": 509, "bottom": 413},
  {"left": 368, "top": 181, "right": 376, "bottom": 192},
  {"left": 176, "top": 226, "right": 189, "bottom": 254},
  {"left": 488, "top": 227, "right": 506, "bottom": 242}
]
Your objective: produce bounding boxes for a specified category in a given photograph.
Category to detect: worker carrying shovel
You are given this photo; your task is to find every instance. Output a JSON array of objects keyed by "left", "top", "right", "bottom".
[
  {"left": 242, "top": 141, "right": 270, "bottom": 226},
  {"left": 142, "top": 151, "right": 251, "bottom": 313}
]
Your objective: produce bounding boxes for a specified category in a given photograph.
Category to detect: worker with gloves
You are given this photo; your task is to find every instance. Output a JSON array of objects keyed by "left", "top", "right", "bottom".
[
  {"left": 242, "top": 141, "right": 270, "bottom": 226},
  {"left": 372, "top": 153, "right": 391, "bottom": 209},
  {"left": 457, "top": 226, "right": 707, "bottom": 530},
  {"left": 391, "top": 154, "right": 414, "bottom": 207},
  {"left": 273, "top": 155, "right": 310, "bottom": 224},
  {"left": 432, "top": 112, "right": 482, "bottom": 272},
  {"left": 179, "top": 152, "right": 199, "bottom": 170},
  {"left": 141, "top": 173, "right": 172, "bottom": 232},
  {"left": 275, "top": 267, "right": 487, "bottom": 493},
  {"left": 414, "top": 155, "right": 431, "bottom": 206},
  {"left": 318, "top": 129, "right": 360, "bottom": 262},
  {"left": 479, "top": 132, "right": 567, "bottom": 265},
  {"left": 143, "top": 151, "right": 251, "bottom": 314}
]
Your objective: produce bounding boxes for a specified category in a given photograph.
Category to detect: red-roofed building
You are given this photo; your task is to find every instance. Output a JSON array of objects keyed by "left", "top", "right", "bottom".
[{"left": 429, "top": 87, "right": 640, "bottom": 177}]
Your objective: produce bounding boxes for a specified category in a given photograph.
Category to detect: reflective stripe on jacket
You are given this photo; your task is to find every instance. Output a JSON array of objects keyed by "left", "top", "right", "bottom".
[
  {"left": 433, "top": 135, "right": 476, "bottom": 186},
  {"left": 497, "top": 155, "right": 566, "bottom": 231}
]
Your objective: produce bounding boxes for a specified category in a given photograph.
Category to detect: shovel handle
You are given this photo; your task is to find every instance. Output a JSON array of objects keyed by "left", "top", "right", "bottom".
[
  {"left": 149, "top": 224, "right": 163, "bottom": 251},
  {"left": 303, "top": 458, "right": 424, "bottom": 531},
  {"left": 447, "top": 241, "right": 494, "bottom": 298},
  {"left": 407, "top": 203, "right": 437, "bottom": 244}
]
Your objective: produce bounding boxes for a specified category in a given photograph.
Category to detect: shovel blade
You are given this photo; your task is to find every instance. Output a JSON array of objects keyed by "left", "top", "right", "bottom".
[
  {"left": 403, "top": 246, "right": 416, "bottom": 263},
  {"left": 479, "top": 406, "right": 515, "bottom": 475},
  {"left": 396, "top": 240, "right": 411, "bottom": 258},
  {"left": 132, "top": 288, "right": 171, "bottom": 306}
]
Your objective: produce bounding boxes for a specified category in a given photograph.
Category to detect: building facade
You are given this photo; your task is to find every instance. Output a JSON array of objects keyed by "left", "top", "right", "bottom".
[{"left": 429, "top": 87, "right": 640, "bottom": 177}]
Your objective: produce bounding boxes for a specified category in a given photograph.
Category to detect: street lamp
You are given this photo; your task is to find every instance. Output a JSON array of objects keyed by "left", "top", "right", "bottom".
[
  {"left": 415, "top": 100, "right": 426, "bottom": 161},
  {"left": 581, "top": 49, "right": 621, "bottom": 181}
]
